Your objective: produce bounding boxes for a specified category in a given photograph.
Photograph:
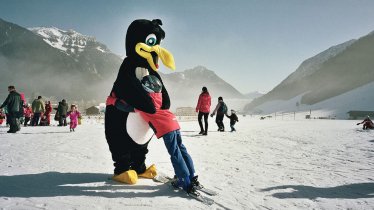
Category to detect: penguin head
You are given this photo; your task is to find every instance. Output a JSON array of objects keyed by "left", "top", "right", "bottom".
[{"left": 126, "top": 19, "right": 175, "bottom": 71}]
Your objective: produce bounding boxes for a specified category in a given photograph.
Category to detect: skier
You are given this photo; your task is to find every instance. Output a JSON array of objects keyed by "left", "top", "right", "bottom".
[
  {"left": 225, "top": 109, "right": 239, "bottom": 132},
  {"left": 66, "top": 104, "right": 81, "bottom": 132},
  {"left": 134, "top": 70, "right": 201, "bottom": 195},
  {"left": 357, "top": 116, "right": 374, "bottom": 130},
  {"left": 195, "top": 87, "right": 211, "bottom": 135},
  {"left": 210, "top": 96, "right": 227, "bottom": 132}
]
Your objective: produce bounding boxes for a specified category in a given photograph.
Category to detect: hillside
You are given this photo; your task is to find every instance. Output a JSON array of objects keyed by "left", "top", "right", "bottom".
[
  {"left": 244, "top": 30, "right": 374, "bottom": 115},
  {"left": 0, "top": 18, "right": 122, "bottom": 102}
]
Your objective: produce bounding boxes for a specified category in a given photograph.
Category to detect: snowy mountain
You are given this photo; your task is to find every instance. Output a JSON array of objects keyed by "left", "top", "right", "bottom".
[
  {"left": 280, "top": 39, "right": 356, "bottom": 86},
  {"left": 0, "top": 18, "right": 122, "bottom": 102},
  {"left": 29, "top": 27, "right": 118, "bottom": 78},
  {"left": 160, "top": 66, "right": 247, "bottom": 111},
  {"left": 29, "top": 27, "right": 111, "bottom": 57},
  {"left": 244, "top": 30, "right": 374, "bottom": 118},
  {"left": 161, "top": 66, "right": 244, "bottom": 99}
]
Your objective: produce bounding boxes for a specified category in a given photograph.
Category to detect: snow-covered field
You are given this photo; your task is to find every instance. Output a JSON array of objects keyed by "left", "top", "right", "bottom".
[{"left": 1, "top": 116, "right": 374, "bottom": 210}]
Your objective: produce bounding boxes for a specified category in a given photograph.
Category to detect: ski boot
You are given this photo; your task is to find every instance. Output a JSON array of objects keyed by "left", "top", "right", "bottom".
[
  {"left": 171, "top": 176, "right": 200, "bottom": 197},
  {"left": 186, "top": 184, "right": 200, "bottom": 197},
  {"left": 191, "top": 175, "right": 203, "bottom": 190}
]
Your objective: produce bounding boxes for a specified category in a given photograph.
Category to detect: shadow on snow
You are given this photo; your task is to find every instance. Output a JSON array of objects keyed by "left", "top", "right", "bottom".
[
  {"left": 261, "top": 183, "right": 374, "bottom": 199},
  {"left": 0, "top": 171, "right": 182, "bottom": 199}
]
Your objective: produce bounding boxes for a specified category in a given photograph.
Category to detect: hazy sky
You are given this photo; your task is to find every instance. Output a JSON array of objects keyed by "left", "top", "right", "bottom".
[{"left": 1, "top": 0, "right": 374, "bottom": 93}]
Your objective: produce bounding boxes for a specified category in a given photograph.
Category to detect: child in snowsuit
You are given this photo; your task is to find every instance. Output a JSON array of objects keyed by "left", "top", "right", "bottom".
[
  {"left": 45, "top": 101, "right": 52, "bottom": 126},
  {"left": 357, "top": 116, "right": 374, "bottom": 130},
  {"left": 225, "top": 109, "right": 239, "bottom": 132},
  {"left": 0, "top": 109, "right": 5, "bottom": 125},
  {"left": 134, "top": 71, "right": 200, "bottom": 195},
  {"left": 39, "top": 114, "right": 49, "bottom": 126},
  {"left": 66, "top": 104, "right": 81, "bottom": 132},
  {"left": 23, "top": 104, "right": 32, "bottom": 126}
]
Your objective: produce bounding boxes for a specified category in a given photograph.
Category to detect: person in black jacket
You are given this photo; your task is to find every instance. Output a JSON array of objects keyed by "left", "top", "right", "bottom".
[
  {"left": 0, "top": 86, "right": 23, "bottom": 133},
  {"left": 57, "top": 99, "right": 68, "bottom": 126},
  {"left": 225, "top": 109, "right": 239, "bottom": 132},
  {"left": 210, "top": 96, "right": 227, "bottom": 132}
]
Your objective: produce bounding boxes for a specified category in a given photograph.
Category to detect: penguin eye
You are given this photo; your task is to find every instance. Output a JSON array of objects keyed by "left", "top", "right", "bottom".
[{"left": 145, "top": 34, "right": 157, "bottom": 46}]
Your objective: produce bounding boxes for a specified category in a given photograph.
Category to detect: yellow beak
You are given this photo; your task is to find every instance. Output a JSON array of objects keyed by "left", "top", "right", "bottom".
[{"left": 135, "top": 43, "right": 176, "bottom": 71}]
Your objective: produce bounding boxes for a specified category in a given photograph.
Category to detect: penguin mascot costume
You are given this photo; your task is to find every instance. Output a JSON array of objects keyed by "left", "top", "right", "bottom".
[{"left": 105, "top": 19, "right": 175, "bottom": 184}]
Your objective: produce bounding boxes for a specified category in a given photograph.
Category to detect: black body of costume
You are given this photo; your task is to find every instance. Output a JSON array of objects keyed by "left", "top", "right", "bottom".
[{"left": 105, "top": 19, "right": 170, "bottom": 175}]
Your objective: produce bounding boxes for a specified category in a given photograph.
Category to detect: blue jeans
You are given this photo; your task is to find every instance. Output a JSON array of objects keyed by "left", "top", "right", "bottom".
[{"left": 163, "top": 130, "right": 195, "bottom": 179}]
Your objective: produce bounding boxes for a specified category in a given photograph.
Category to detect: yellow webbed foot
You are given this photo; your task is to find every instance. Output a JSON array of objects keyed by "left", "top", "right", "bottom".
[
  {"left": 138, "top": 164, "right": 157, "bottom": 179},
  {"left": 112, "top": 170, "right": 138, "bottom": 184}
]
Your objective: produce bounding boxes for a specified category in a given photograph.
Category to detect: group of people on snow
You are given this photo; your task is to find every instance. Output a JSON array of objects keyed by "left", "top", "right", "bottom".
[
  {"left": 195, "top": 86, "right": 239, "bottom": 134},
  {"left": 0, "top": 85, "right": 81, "bottom": 133}
]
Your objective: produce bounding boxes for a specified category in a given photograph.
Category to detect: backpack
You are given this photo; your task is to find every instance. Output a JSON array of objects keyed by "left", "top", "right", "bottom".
[{"left": 218, "top": 102, "right": 227, "bottom": 114}]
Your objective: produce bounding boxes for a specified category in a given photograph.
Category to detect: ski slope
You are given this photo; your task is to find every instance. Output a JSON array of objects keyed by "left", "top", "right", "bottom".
[{"left": 0, "top": 116, "right": 373, "bottom": 209}]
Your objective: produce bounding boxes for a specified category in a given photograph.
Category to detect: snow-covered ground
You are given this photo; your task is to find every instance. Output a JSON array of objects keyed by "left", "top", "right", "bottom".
[{"left": 1, "top": 116, "right": 374, "bottom": 210}]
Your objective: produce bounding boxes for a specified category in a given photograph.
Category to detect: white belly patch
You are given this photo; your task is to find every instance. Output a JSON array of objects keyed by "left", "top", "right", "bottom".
[{"left": 126, "top": 112, "right": 154, "bottom": 145}]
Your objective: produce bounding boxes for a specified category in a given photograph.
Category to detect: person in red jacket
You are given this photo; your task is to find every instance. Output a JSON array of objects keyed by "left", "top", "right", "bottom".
[
  {"left": 44, "top": 101, "right": 52, "bottom": 126},
  {"left": 195, "top": 87, "right": 211, "bottom": 135}
]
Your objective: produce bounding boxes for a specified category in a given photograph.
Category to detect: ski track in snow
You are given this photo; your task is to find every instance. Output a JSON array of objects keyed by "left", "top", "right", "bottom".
[{"left": 0, "top": 117, "right": 374, "bottom": 209}]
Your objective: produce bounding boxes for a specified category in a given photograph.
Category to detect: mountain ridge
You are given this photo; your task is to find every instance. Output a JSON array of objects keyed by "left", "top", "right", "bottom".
[
  {"left": 244, "top": 30, "right": 374, "bottom": 117},
  {"left": 0, "top": 18, "right": 245, "bottom": 108}
]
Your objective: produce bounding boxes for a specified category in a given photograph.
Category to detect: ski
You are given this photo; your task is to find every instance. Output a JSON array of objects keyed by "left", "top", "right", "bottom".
[
  {"left": 162, "top": 177, "right": 215, "bottom": 206},
  {"left": 184, "top": 188, "right": 214, "bottom": 205},
  {"left": 153, "top": 173, "right": 218, "bottom": 196},
  {"left": 194, "top": 184, "right": 218, "bottom": 196}
]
